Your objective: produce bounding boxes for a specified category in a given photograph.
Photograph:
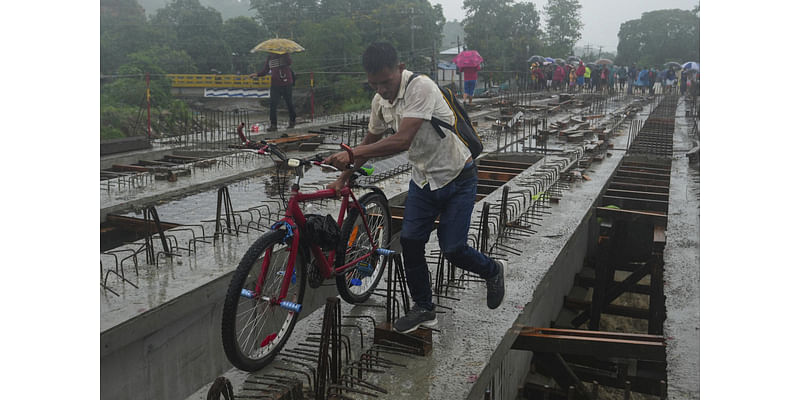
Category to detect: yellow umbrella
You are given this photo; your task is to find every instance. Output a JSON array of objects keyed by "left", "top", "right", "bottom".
[{"left": 250, "top": 38, "right": 305, "bottom": 54}]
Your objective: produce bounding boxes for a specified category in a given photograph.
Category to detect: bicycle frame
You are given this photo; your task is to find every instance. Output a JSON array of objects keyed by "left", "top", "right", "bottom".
[{"left": 257, "top": 185, "right": 382, "bottom": 304}]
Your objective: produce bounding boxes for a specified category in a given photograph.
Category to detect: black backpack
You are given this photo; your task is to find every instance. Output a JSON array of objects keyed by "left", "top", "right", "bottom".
[{"left": 407, "top": 73, "right": 483, "bottom": 159}]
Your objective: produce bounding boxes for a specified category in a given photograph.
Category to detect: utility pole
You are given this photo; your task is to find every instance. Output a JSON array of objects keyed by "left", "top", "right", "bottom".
[
  {"left": 402, "top": 7, "right": 421, "bottom": 70},
  {"left": 433, "top": 38, "right": 438, "bottom": 84},
  {"left": 457, "top": 36, "right": 463, "bottom": 95}
]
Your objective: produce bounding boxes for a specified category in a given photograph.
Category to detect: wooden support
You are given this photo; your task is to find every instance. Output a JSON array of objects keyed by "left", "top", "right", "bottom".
[
  {"left": 596, "top": 207, "right": 667, "bottom": 226},
  {"left": 572, "top": 261, "right": 652, "bottom": 327},
  {"left": 602, "top": 195, "right": 669, "bottom": 213},
  {"left": 648, "top": 254, "right": 666, "bottom": 335},
  {"left": 532, "top": 352, "right": 590, "bottom": 400},
  {"left": 478, "top": 170, "right": 517, "bottom": 182},
  {"left": 513, "top": 327, "right": 666, "bottom": 361},
  {"left": 112, "top": 164, "right": 150, "bottom": 173},
  {"left": 478, "top": 159, "right": 533, "bottom": 169}
]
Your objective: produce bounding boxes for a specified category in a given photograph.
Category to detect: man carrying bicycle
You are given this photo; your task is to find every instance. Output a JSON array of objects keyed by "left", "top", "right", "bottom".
[{"left": 324, "top": 42, "right": 506, "bottom": 334}]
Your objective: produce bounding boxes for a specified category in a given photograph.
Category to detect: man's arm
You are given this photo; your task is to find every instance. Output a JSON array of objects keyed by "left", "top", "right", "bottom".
[{"left": 324, "top": 117, "right": 424, "bottom": 170}]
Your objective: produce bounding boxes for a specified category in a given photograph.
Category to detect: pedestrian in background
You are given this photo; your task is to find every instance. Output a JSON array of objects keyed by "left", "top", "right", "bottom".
[
  {"left": 460, "top": 64, "right": 480, "bottom": 105},
  {"left": 576, "top": 62, "right": 586, "bottom": 91},
  {"left": 584, "top": 65, "right": 592, "bottom": 92},
  {"left": 250, "top": 52, "right": 297, "bottom": 131},
  {"left": 553, "top": 63, "right": 565, "bottom": 92}
]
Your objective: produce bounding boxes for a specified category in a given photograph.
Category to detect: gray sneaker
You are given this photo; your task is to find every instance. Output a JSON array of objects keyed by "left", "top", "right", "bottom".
[
  {"left": 393, "top": 304, "right": 437, "bottom": 334},
  {"left": 486, "top": 259, "right": 506, "bottom": 309}
]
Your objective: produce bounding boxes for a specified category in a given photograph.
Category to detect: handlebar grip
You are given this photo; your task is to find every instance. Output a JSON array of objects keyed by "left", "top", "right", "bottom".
[{"left": 340, "top": 143, "right": 355, "bottom": 169}]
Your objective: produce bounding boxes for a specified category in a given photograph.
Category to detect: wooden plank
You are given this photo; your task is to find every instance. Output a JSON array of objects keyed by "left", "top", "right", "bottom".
[
  {"left": 478, "top": 159, "right": 532, "bottom": 169},
  {"left": 605, "top": 189, "right": 669, "bottom": 202},
  {"left": 513, "top": 326, "right": 666, "bottom": 361},
  {"left": 602, "top": 195, "right": 669, "bottom": 213},
  {"left": 265, "top": 134, "right": 320, "bottom": 144},
  {"left": 477, "top": 164, "right": 526, "bottom": 173},
  {"left": 609, "top": 182, "right": 669, "bottom": 194},
  {"left": 112, "top": 164, "right": 150, "bottom": 173},
  {"left": 610, "top": 175, "right": 671, "bottom": 188},
  {"left": 616, "top": 169, "right": 671, "bottom": 181},
  {"left": 105, "top": 214, "right": 181, "bottom": 234},
  {"left": 477, "top": 170, "right": 516, "bottom": 182},
  {"left": 596, "top": 206, "right": 667, "bottom": 225},
  {"left": 163, "top": 154, "right": 204, "bottom": 162}
]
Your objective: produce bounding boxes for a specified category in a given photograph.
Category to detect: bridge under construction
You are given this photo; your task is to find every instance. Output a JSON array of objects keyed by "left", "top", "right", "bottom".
[{"left": 100, "top": 88, "right": 700, "bottom": 400}]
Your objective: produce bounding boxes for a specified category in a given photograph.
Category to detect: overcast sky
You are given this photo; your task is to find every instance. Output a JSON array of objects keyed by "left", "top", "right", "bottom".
[{"left": 431, "top": 0, "right": 699, "bottom": 53}]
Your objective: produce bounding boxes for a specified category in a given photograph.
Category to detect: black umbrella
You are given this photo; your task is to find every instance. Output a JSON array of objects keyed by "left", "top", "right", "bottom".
[
  {"left": 528, "top": 55, "right": 546, "bottom": 64},
  {"left": 567, "top": 55, "right": 581, "bottom": 63},
  {"left": 554, "top": 58, "right": 566, "bottom": 65},
  {"left": 664, "top": 61, "right": 682, "bottom": 68}
]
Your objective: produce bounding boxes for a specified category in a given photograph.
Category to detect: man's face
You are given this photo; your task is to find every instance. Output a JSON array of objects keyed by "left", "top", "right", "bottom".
[{"left": 367, "top": 64, "right": 405, "bottom": 101}]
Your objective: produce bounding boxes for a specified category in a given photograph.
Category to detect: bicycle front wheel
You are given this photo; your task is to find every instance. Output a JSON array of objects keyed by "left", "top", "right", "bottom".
[
  {"left": 336, "top": 192, "right": 391, "bottom": 303},
  {"left": 221, "top": 229, "right": 306, "bottom": 371}
]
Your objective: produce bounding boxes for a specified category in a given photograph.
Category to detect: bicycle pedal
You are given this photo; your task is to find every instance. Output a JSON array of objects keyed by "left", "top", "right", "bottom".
[{"left": 356, "top": 260, "right": 374, "bottom": 276}]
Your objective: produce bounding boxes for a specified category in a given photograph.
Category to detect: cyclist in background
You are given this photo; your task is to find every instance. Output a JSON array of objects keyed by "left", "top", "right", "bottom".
[{"left": 324, "top": 42, "right": 506, "bottom": 333}]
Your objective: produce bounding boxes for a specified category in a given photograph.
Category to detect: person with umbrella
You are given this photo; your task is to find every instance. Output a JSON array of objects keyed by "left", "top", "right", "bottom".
[
  {"left": 666, "top": 67, "right": 677, "bottom": 93},
  {"left": 249, "top": 39, "right": 302, "bottom": 131},
  {"left": 323, "top": 42, "right": 506, "bottom": 334},
  {"left": 453, "top": 50, "right": 483, "bottom": 105}
]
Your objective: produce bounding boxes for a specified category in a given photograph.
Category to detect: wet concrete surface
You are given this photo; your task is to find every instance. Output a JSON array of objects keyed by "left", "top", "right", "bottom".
[
  {"left": 100, "top": 93, "right": 664, "bottom": 400},
  {"left": 180, "top": 96, "right": 650, "bottom": 400},
  {"left": 663, "top": 97, "right": 700, "bottom": 399}
]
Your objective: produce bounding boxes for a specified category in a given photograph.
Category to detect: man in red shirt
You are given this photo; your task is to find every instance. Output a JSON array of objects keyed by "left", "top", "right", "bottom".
[{"left": 250, "top": 52, "right": 297, "bottom": 131}]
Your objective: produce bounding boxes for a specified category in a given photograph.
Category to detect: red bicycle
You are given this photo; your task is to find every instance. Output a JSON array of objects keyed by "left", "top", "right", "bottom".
[{"left": 221, "top": 143, "right": 392, "bottom": 371}]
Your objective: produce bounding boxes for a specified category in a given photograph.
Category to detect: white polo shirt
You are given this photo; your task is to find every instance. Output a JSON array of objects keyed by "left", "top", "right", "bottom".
[{"left": 367, "top": 70, "right": 471, "bottom": 191}]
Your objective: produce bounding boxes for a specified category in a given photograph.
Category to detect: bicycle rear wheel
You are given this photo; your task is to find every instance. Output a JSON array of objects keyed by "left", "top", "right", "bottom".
[
  {"left": 221, "top": 229, "right": 306, "bottom": 371},
  {"left": 336, "top": 192, "right": 391, "bottom": 303}
]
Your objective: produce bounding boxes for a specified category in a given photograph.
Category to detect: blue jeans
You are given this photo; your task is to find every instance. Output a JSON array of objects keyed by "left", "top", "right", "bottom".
[{"left": 399, "top": 165, "right": 498, "bottom": 311}]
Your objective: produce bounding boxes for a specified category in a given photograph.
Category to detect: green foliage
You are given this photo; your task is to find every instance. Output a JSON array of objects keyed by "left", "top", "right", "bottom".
[
  {"left": 223, "top": 16, "right": 267, "bottom": 74},
  {"left": 615, "top": 9, "right": 699, "bottom": 67},
  {"left": 463, "top": 0, "right": 543, "bottom": 81},
  {"left": 543, "top": 0, "right": 583, "bottom": 58},
  {"left": 100, "top": 103, "right": 144, "bottom": 139},
  {"left": 101, "top": 0, "right": 168, "bottom": 74},
  {"left": 151, "top": 0, "right": 231, "bottom": 73}
]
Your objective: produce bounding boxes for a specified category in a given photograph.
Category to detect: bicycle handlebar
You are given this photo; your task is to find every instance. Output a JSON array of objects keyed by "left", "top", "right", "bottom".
[{"left": 243, "top": 143, "right": 357, "bottom": 172}]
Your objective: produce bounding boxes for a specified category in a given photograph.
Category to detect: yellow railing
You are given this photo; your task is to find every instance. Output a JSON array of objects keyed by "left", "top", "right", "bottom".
[{"left": 167, "top": 74, "right": 271, "bottom": 88}]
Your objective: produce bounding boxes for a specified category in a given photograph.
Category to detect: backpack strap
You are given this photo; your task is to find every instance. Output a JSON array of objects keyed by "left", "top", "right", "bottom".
[{"left": 406, "top": 73, "right": 448, "bottom": 139}]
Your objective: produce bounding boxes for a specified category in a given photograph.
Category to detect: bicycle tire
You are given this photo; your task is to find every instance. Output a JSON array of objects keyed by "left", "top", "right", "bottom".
[
  {"left": 335, "top": 192, "right": 391, "bottom": 303},
  {"left": 221, "top": 229, "right": 306, "bottom": 371}
]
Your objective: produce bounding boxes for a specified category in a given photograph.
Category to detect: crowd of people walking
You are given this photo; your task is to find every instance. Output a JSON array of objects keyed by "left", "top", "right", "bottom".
[{"left": 527, "top": 59, "right": 699, "bottom": 97}]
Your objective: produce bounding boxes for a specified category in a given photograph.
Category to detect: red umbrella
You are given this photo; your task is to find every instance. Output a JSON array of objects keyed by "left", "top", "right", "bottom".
[{"left": 452, "top": 50, "right": 483, "bottom": 69}]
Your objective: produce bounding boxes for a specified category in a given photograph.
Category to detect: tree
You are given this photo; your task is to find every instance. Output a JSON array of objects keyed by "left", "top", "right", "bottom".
[
  {"left": 462, "top": 0, "right": 542, "bottom": 81},
  {"left": 222, "top": 16, "right": 267, "bottom": 74},
  {"left": 151, "top": 0, "right": 231, "bottom": 73},
  {"left": 543, "top": 0, "right": 583, "bottom": 57},
  {"left": 615, "top": 9, "right": 699, "bottom": 67},
  {"left": 101, "top": 0, "right": 166, "bottom": 74}
]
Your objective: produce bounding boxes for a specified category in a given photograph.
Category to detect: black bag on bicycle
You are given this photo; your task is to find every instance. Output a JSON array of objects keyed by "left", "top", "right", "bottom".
[{"left": 303, "top": 214, "right": 340, "bottom": 251}]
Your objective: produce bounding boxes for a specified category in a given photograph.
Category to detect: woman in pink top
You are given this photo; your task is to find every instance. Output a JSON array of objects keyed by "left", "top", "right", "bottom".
[{"left": 460, "top": 66, "right": 480, "bottom": 105}]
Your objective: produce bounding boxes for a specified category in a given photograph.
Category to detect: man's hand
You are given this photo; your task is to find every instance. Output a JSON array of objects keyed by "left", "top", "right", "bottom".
[
  {"left": 322, "top": 151, "right": 352, "bottom": 171},
  {"left": 326, "top": 174, "right": 349, "bottom": 197}
]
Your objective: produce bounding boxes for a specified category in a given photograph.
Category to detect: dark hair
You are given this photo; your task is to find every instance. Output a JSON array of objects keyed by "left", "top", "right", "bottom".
[{"left": 362, "top": 42, "right": 398, "bottom": 74}]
